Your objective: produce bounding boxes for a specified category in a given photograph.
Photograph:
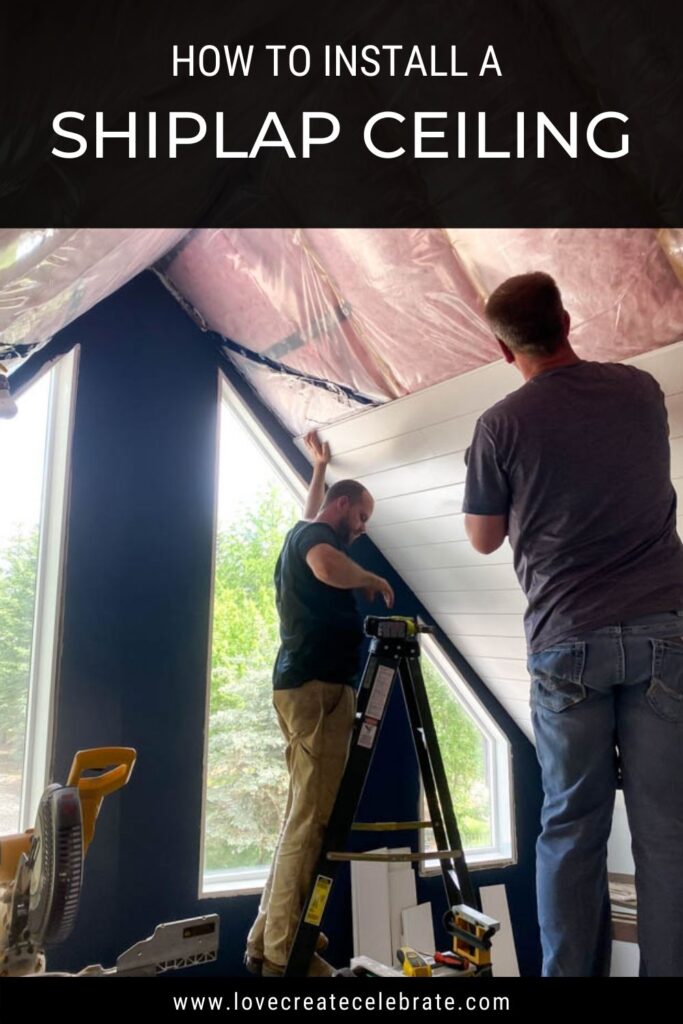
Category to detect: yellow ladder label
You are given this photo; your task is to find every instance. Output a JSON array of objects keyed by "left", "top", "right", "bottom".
[{"left": 304, "top": 875, "right": 333, "bottom": 926}]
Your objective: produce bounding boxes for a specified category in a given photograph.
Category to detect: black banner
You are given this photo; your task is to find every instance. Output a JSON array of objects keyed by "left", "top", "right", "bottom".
[
  {"left": 1, "top": 4, "right": 681, "bottom": 225},
  {"left": 0, "top": 975, "right": 676, "bottom": 1020}
]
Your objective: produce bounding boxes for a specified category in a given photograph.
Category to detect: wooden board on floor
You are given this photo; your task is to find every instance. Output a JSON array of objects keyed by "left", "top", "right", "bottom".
[{"left": 480, "top": 884, "right": 519, "bottom": 977}]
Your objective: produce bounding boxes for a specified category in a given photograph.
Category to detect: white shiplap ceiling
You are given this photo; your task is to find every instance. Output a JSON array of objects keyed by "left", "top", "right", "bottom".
[{"left": 300, "top": 341, "right": 683, "bottom": 742}]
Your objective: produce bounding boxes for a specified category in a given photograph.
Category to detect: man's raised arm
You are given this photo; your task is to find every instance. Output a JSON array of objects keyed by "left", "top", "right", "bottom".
[{"left": 303, "top": 430, "right": 330, "bottom": 520}]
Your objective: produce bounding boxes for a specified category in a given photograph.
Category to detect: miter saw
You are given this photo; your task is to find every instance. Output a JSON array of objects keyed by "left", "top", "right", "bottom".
[
  {"left": 0, "top": 747, "right": 219, "bottom": 977},
  {"left": 1, "top": 747, "right": 137, "bottom": 975}
]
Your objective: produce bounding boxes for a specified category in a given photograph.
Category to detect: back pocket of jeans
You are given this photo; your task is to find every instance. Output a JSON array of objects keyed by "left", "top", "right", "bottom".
[
  {"left": 528, "top": 642, "right": 586, "bottom": 713},
  {"left": 647, "top": 638, "right": 683, "bottom": 722}
]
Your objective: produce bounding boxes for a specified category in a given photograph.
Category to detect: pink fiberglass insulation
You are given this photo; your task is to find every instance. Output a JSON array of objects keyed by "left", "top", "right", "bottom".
[
  {"left": 165, "top": 227, "right": 683, "bottom": 432},
  {"left": 230, "top": 353, "right": 370, "bottom": 437},
  {"left": 304, "top": 229, "right": 499, "bottom": 393},
  {"left": 0, "top": 229, "right": 187, "bottom": 371},
  {"left": 165, "top": 229, "right": 395, "bottom": 402},
  {"left": 447, "top": 229, "right": 683, "bottom": 360}
]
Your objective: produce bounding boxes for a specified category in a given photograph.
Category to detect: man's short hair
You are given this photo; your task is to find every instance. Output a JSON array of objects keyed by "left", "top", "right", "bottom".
[
  {"left": 485, "top": 272, "right": 566, "bottom": 355},
  {"left": 322, "top": 479, "right": 369, "bottom": 508}
]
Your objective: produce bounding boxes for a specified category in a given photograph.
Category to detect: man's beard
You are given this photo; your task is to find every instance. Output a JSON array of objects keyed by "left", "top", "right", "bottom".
[{"left": 336, "top": 518, "right": 352, "bottom": 546}]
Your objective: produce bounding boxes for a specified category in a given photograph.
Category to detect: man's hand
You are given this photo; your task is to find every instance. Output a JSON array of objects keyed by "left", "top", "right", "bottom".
[
  {"left": 303, "top": 430, "right": 331, "bottom": 519},
  {"left": 361, "top": 575, "right": 395, "bottom": 609},
  {"left": 304, "top": 430, "right": 331, "bottom": 468}
]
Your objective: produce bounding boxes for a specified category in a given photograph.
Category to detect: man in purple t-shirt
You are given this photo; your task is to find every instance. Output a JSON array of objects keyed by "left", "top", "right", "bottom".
[{"left": 463, "top": 272, "right": 683, "bottom": 977}]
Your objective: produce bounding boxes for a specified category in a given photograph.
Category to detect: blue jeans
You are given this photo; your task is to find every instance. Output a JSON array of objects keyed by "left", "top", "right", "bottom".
[{"left": 528, "top": 611, "right": 683, "bottom": 977}]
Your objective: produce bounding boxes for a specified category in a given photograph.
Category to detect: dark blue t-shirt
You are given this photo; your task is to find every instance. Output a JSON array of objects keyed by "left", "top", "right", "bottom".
[
  {"left": 463, "top": 360, "right": 683, "bottom": 652},
  {"left": 272, "top": 520, "right": 362, "bottom": 689}
]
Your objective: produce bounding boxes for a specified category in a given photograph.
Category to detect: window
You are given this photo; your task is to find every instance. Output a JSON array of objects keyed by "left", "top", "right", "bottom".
[
  {"left": 201, "top": 377, "right": 305, "bottom": 896},
  {"left": 0, "top": 349, "right": 78, "bottom": 835},
  {"left": 201, "top": 377, "right": 514, "bottom": 895},
  {"left": 419, "top": 635, "right": 514, "bottom": 870}
]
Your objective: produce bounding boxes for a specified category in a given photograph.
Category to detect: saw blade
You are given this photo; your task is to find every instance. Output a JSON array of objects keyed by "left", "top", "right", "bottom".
[{"left": 27, "top": 785, "right": 83, "bottom": 946}]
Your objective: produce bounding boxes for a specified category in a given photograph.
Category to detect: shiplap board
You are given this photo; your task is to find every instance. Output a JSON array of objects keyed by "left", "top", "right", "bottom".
[
  {"left": 607, "top": 792, "right": 635, "bottom": 876},
  {"left": 480, "top": 885, "right": 520, "bottom": 977},
  {"left": 484, "top": 678, "right": 533, "bottom": 702},
  {"left": 624, "top": 343, "right": 683, "bottom": 393},
  {"left": 351, "top": 850, "right": 392, "bottom": 964},
  {"left": 388, "top": 858, "right": 418, "bottom": 966},
  {"left": 371, "top": 484, "right": 464, "bottom": 526},
  {"left": 456, "top": 635, "right": 528, "bottom": 661},
  {"left": 372, "top": 461, "right": 683, "bottom": 525},
  {"left": 406, "top": 564, "right": 519, "bottom": 592},
  {"left": 358, "top": 453, "right": 466, "bottom": 500},
  {"left": 324, "top": 411, "right": 481, "bottom": 479},
  {"left": 325, "top": 360, "right": 518, "bottom": 455},
  {"left": 491, "top": 697, "right": 533, "bottom": 742},
  {"left": 420, "top": 415, "right": 483, "bottom": 458},
  {"left": 670, "top": 440, "right": 683, "bottom": 478},
  {"left": 295, "top": 339, "right": 683, "bottom": 758},
  {"left": 611, "top": 941, "right": 639, "bottom": 978},
  {"left": 461, "top": 656, "right": 529, "bottom": 682},
  {"left": 437, "top": 613, "right": 526, "bottom": 637},
  {"left": 420, "top": 590, "right": 527, "bottom": 614},
  {"left": 352, "top": 851, "right": 420, "bottom": 967},
  {"left": 489, "top": 690, "right": 533, "bottom": 721},
  {"left": 384, "top": 540, "right": 511, "bottom": 571},
  {"left": 488, "top": 686, "right": 530, "bottom": 706},
  {"left": 666, "top": 392, "right": 683, "bottom": 437},
  {"left": 493, "top": 694, "right": 531, "bottom": 717},
  {"left": 372, "top": 514, "right": 467, "bottom": 547},
  {"left": 401, "top": 903, "right": 436, "bottom": 959}
]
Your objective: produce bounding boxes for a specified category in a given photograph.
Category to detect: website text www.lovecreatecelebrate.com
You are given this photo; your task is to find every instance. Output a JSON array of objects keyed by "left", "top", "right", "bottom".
[{"left": 170, "top": 989, "right": 511, "bottom": 1014}]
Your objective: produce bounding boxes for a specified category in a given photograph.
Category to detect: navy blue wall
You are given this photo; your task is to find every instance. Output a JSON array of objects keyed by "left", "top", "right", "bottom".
[{"left": 16, "top": 270, "right": 541, "bottom": 976}]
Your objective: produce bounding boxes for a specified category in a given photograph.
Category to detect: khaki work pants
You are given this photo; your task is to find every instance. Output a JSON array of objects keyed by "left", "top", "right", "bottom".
[{"left": 247, "top": 680, "right": 356, "bottom": 969}]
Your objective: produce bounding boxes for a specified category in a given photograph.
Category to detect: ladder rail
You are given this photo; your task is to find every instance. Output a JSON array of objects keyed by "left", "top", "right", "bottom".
[
  {"left": 399, "top": 653, "right": 477, "bottom": 909},
  {"left": 284, "top": 648, "right": 400, "bottom": 977}
]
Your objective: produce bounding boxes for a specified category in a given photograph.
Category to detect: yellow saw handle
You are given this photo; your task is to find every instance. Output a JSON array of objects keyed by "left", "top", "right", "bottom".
[{"left": 66, "top": 747, "right": 136, "bottom": 853}]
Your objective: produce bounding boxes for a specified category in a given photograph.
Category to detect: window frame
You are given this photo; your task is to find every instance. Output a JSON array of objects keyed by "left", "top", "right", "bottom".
[
  {"left": 417, "top": 633, "right": 516, "bottom": 874},
  {"left": 199, "top": 372, "right": 307, "bottom": 898},
  {"left": 9, "top": 347, "right": 79, "bottom": 831},
  {"left": 199, "top": 373, "right": 515, "bottom": 897}
]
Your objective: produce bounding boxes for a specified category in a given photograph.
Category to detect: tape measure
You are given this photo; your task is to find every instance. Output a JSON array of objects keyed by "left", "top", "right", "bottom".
[{"left": 396, "top": 946, "right": 432, "bottom": 977}]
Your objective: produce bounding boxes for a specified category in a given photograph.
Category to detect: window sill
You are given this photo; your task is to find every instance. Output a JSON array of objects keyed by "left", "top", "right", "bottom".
[
  {"left": 419, "top": 849, "right": 516, "bottom": 877},
  {"left": 201, "top": 870, "right": 268, "bottom": 899}
]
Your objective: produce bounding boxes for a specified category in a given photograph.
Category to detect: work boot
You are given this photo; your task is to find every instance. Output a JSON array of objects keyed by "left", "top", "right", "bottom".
[
  {"left": 243, "top": 951, "right": 263, "bottom": 976},
  {"left": 307, "top": 953, "right": 335, "bottom": 977},
  {"left": 262, "top": 953, "right": 335, "bottom": 978},
  {"left": 245, "top": 932, "right": 329, "bottom": 976}
]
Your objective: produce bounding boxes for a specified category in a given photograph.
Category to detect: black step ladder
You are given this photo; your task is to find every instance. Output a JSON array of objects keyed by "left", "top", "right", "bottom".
[{"left": 285, "top": 615, "right": 497, "bottom": 977}]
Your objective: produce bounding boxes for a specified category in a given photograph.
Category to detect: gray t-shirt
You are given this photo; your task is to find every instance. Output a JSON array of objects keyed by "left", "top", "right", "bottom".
[{"left": 463, "top": 360, "right": 683, "bottom": 652}]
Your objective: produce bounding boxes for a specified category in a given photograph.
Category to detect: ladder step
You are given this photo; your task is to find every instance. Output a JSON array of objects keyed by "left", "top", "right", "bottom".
[
  {"left": 327, "top": 848, "right": 463, "bottom": 863},
  {"left": 352, "top": 820, "right": 433, "bottom": 831}
]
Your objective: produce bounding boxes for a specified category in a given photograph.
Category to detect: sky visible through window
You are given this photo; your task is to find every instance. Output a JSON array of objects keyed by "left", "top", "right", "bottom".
[
  {"left": 0, "top": 374, "right": 50, "bottom": 833},
  {"left": 216, "top": 405, "right": 290, "bottom": 527},
  {"left": 0, "top": 375, "right": 50, "bottom": 547},
  {"left": 204, "top": 398, "right": 298, "bottom": 878}
]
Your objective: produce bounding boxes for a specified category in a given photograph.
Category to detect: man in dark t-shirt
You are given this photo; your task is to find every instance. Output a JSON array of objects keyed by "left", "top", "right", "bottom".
[
  {"left": 246, "top": 432, "right": 394, "bottom": 977},
  {"left": 463, "top": 272, "right": 683, "bottom": 977}
]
